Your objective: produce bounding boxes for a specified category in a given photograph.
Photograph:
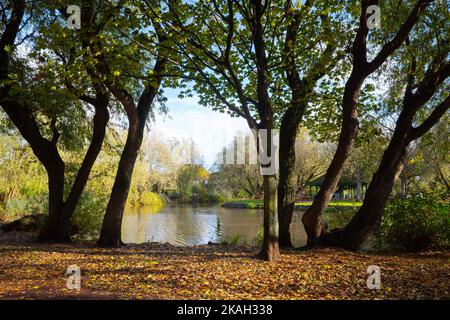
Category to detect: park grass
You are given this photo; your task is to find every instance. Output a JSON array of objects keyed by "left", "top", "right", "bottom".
[
  {"left": 0, "top": 232, "right": 448, "bottom": 300},
  {"left": 223, "top": 199, "right": 362, "bottom": 209}
]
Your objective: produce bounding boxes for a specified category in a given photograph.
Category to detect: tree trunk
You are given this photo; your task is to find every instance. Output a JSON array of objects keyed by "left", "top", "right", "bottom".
[
  {"left": 302, "top": 73, "right": 362, "bottom": 246},
  {"left": 277, "top": 107, "right": 303, "bottom": 247},
  {"left": 259, "top": 174, "right": 280, "bottom": 261},
  {"left": 60, "top": 99, "right": 109, "bottom": 227},
  {"left": 2, "top": 97, "right": 110, "bottom": 242},
  {"left": 355, "top": 174, "right": 363, "bottom": 202},
  {"left": 400, "top": 174, "right": 408, "bottom": 198},
  {"left": 321, "top": 135, "right": 409, "bottom": 250},
  {"left": 37, "top": 148, "right": 68, "bottom": 241},
  {"left": 299, "top": 0, "right": 429, "bottom": 247},
  {"left": 97, "top": 124, "right": 143, "bottom": 247},
  {"left": 0, "top": 99, "right": 71, "bottom": 241}
]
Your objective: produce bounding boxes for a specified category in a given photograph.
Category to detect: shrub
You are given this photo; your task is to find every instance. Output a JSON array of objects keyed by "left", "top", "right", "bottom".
[
  {"left": 128, "top": 190, "right": 165, "bottom": 207},
  {"left": 72, "top": 191, "right": 108, "bottom": 240},
  {"left": 139, "top": 191, "right": 165, "bottom": 207},
  {"left": 254, "top": 225, "right": 264, "bottom": 246},
  {"left": 208, "top": 194, "right": 226, "bottom": 203},
  {"left": 373, "top": 192, "right": 449, "bottom": 251},
  {"left": 0, "top": 192, "right": 47, "bottom": 223},
  {"left": 221, "top": 233, "right": 243, "bottom": 245},
  {"left": 323, "top": 207, "right": 358, "bottom": 230},
  {"left": 196, "top": 185, "right": 210, "bottom": 203}
]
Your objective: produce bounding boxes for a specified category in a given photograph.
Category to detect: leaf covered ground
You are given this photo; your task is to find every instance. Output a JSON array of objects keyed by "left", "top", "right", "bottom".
[{"left": 0, "top": 232, "right": 448, "bottom": 300}]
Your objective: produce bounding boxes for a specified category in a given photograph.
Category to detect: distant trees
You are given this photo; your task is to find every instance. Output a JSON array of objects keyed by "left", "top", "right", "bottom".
[
  {"left": 210, "top": 164, "right": 263, "bottom": 199},
  {"left": 211, "top": 132, "right": 263, "bottom": 199},
  {"left": 0, "top": 133, "right": 47, "bottom": 220},
  {"left": 210, "top": 129, "right": 327, "bottom": 207},
  {"left": 176, "top": 165, "right": 209, "bottom": 201},
  {"left": 417, "top": 117, "right": 450, "bottom": 192}
]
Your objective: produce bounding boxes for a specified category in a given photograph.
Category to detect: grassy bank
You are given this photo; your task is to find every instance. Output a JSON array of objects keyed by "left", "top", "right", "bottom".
[
  {"left": 222, "top": 199, "right": 362, "bottom": 210},
  {"left": 0, "top": 232, "right": 448, "bottom": 300}
]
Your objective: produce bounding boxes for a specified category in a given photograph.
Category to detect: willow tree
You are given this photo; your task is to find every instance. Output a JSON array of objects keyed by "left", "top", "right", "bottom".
[
  {"left": 321, "top": 1, "right": 450, "bottom": 249},
  {"left": 0, "top": 0, "right": 111, "bottom": 241},
  {"left": 301, "top": 0, "right": 433, "bottom": 246}
]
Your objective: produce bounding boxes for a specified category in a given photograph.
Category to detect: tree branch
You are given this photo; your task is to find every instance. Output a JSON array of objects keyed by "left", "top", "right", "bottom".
[{"left": 408, "top": 95, "right": 450, "bottom": 141}]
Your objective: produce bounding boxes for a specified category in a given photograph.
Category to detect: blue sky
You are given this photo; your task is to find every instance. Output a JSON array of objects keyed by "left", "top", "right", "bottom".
[{"left": 152, "top": 89, "right": 249, "bottom": 168}]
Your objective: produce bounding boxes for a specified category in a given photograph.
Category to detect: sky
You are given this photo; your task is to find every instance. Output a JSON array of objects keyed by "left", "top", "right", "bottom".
[{"left": 151, "top": 89, "right": 249, "bottom": 169}]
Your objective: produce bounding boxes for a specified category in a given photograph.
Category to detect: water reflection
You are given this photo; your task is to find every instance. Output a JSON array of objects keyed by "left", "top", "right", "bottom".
[{"left": 121, "top": 204, "right": 307, "bottom": 247}]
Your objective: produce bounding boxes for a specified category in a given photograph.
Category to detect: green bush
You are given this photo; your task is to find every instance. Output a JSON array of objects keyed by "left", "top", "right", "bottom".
[
  {"left": 323, "top": 207, "right": 358, "bottom": 230},
  {"left": 128, "top": 190, "right": 165, "bottom": 207},
  {"left": 0, "top": 192, "right": 47, "bottom": 223},
  {"left": 208, "top": 194, "right": 226, "bottom": 203},
  {"left": 254, "top": 225, "right": 264, "bottom": 246},
  {"left": 221, "top": 233, "right": 243, "bottom": 245},
  {"left": 373, "top": 192, "right": 449, "bottom": 251},
  {"left": 72, "top": 191, "right": 107, "bottom": 240}
]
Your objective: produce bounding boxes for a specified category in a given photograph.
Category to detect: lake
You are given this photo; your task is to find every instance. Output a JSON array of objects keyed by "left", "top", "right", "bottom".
[{"left": 121, "top": 204, "right": 307, "bottom": 247}]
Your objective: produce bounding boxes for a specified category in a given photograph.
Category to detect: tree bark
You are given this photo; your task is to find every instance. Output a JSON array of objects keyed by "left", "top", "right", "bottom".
[
  {"left": 259, "top": 174, "right": 280, "bottom": 261},
  {"left": 36, "top": 145, "right": 68, "bottom": 241},
  {"left": 60, "top": 95, "right": 110, "bottom": 230},
  {"left": 277, "top": 107, "right": 303, "bottom": 247},
  {"left": 97, "top": 55, "right": 165, "bottom": 247},
  {"left": 250, "top": 0, "right": 280, "bottom": 261},
  {"left": 320, "top": 129, "right": 409, "bottom": 250},
  {"left": 318, "top": 66, "right": 450, "bottom": 250},
  {"left": 97, "top": 123, "right": 143, "bottom": 247},
  {"left": 302, "top": 72, "right": 362, "bottom": 246}
]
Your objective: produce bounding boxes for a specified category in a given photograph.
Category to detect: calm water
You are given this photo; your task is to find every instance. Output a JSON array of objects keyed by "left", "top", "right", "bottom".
[{"left": 121, "top": 204, "right": 307, "bottom": 247}]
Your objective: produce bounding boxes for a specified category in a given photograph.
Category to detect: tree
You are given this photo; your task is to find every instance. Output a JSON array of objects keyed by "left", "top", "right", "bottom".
[
  {"left": 418, "top": 116, "right": 450, "bottom": 191},
  {"left": 320, "top": 1, "right": 450, "bottom": 250},
  {"left": 153, "top": 0, "right": 283, "bottom": 260},
  {"left": 277, "top": 0, "right": 350, "bottom": 247},
  {"left": 152, "top": 0, "right": 352, "bottom": 259},
  {"left": 0, "top": 0, "right": 110, "bottom": 241},
  {"left": 293, "top": 129, "right": 325, "bottom": 195},
  {"left": 144, "top": 130, "right": 186, "bottom": 193},
  {"left": 211, "top": 132, "right": 263, "bottom": 198},
  {"left": 176, "top": 164, "right": 209, "bottom": 200},
  {"left": 301, "top": 0, "right": 433, "bottom": 246},
  {"left": 0, "top": 132, "right": 47, "bottom": 220},
  {"left": 78, "top": 0, "right": 174, "bottom": 246},
  {"left": 345, "top": 134, "right": 388, "bottom": 201}
]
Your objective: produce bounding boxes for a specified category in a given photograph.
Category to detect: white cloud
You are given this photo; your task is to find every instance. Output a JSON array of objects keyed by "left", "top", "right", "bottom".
[{"left": 151, "top": 96, "right": 249, "bottom": 168}]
